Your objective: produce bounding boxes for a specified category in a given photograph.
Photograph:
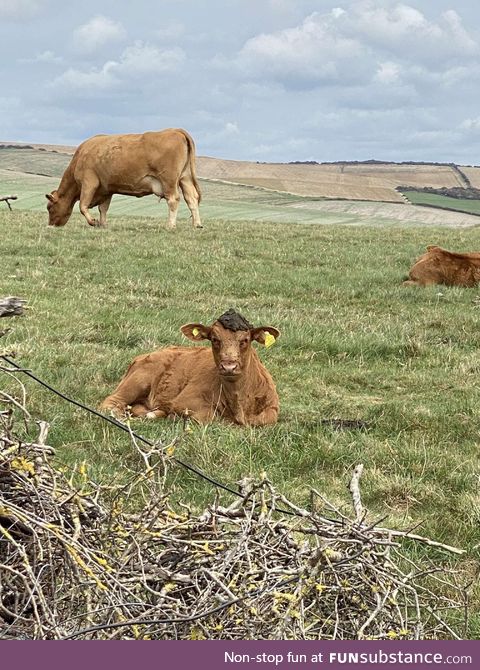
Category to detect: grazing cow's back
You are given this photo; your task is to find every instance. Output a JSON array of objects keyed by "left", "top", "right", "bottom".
[
  {"left": 46, "top": 128, "right": 202, "bottom": 230},
  {"left": 404, "top": 246, "right": 480, "bottom": 287},
  {"left": 100, "top": 310, "right": 280, "bottom": 426}
]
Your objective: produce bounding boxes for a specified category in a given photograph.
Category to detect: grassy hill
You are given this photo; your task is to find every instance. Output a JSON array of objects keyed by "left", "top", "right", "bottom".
[
  {"left": 3, "top": 141, "right": 480, "bottom": 209},
  {"left": 2, "top": 145, "right": 480, "bottom": 227}
]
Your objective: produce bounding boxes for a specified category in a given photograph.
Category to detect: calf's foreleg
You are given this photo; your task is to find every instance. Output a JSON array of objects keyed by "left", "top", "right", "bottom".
[{"left": 100, "top": 368, "right": 152, "bottom": 417}]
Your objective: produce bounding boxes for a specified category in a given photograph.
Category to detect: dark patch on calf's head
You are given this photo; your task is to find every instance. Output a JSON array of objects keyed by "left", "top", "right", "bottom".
[{"left": 216, "top": 308, "right": 253, "bottom": 332}]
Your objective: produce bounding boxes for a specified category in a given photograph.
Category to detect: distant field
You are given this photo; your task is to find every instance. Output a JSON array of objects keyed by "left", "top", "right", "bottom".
[
  {"left": 0, "top": 168, "right": 359, "bottom": 225},
  {"left": 198, "top": 156, "right": 469, "bottom": 203},
  {"left": 3, "top": 142, "right": 480, "bottom": 204},
  {"left": 3, "top": 163, "right": 480, "bottom": 228},
  {"left": 402, "top": 190, "right": 480, "bottom": 216},
  {"left": 0, "top": 146, "right": 70, "bottom": 177},
  {"left": 459, "top": 166, "right": 480, "bottom": 188}
]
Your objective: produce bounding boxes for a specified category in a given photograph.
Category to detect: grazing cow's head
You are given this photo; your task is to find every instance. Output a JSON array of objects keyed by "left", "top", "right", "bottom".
[
  {"left": 181, "top": 309, "right": 280, "bottom": 380},
  {"left": 45, "top": 191, "right": 74, "bottom": 227}
]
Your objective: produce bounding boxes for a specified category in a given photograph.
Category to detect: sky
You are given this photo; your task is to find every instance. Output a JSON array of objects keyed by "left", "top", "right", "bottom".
[{"left": 1, "top": 0, "right": 480, "bottom": 163}]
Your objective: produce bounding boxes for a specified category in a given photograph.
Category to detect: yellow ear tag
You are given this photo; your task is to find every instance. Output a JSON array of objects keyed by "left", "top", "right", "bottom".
[
  {"left": 192, "top": 328, "right": 199, "bottom": 337},
  {"left": 264, "top": 332, "right": 276, "bottom": 348}
]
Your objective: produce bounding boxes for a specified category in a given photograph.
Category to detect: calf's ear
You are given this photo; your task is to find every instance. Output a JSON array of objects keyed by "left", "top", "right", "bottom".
[
  {"left": 181, "top": 323, "right": 211, "bottom": 341},
  {"left": 251, "top": 326, "right": 280, "bottom": 347},
  {"left": 45, "top": 193, "right": 55, "bottom": 203}
]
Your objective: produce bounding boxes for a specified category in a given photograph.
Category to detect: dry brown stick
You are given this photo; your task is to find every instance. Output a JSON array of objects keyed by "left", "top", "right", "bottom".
[
  {"left": 0, "top": 195, "right": 18, "bottom": 211},
  {"left": 349, "top": 463, "right": 364, "bottom": 523},
  {"left": 373, "top": 528, "right": 465, "bottom": 555},
  {"left": 0, "top": 296, "right": 26, "bottom": 317}
]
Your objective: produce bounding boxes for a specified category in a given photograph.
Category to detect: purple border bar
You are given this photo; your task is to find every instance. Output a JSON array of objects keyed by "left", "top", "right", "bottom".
[{"left": 0, "top": 640, "right": 478, "bottom": 670}]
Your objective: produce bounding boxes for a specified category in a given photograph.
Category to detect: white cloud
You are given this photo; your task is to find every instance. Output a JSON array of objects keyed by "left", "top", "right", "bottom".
[
  {"left": 118, "top": 42, "right": 185, "bottom": 76},
  {"left": 331, "top": 7, "right": 346, "bottom": 19},
  {"left": 375, "top": 61, "right": 401, "bottom": 85},
  {"left": 19, "top": 50, "right": 63, "bottom": 64},
  {"left": 0, "top": 95, "right": 20, "bottom": 112},
  {"left": 0, "top": 0, "right": 44, "bottom": 20},
  {"left": 154, "top": 21, "right": 185, "bottom": 41},
  {"left": 224, "top": 121, "right": 239, "bottom": 134},
  {"left": 268, "top": 0, "right": 295, "bottom": 11},
  {"left": 236, "top": 3, "right": 479, "bottom": 91},
  {"left": 52, "top": 42, "right": 185, "bottom": 93},
  {"left": 343, "top": 2, "right": 478, "bottom": 62},
  {"left": 460, "top": 117, "right": 480, "bottom": 133},
  {"left": 73, "top": 15, "right": 126, "bottom": 54},
  {"left": 237, "top": 10, "right": 369, "bottom": 87},
  {"left": 54, "top": 63, "right": 117, "bottom": 92}
]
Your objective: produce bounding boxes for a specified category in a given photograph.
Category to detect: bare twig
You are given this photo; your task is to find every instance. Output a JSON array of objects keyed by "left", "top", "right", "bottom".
[
  {"left": 0, "top": 195, "right": 18, "bottom": 211},
  {"left": 349, "top": 463, "right": 364, "bottom": 523},
  {"left": 0, "top": 297, "right": 26, "bottom": 318}
]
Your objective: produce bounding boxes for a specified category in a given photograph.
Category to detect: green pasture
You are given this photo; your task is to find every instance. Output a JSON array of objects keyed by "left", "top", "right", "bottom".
[
  {"left": 402, "top": 189, "right": 480, "bottom": 216},
  {"left": 0, "top": 166, "right": 352, "bottom": 225},
  {"left": 1, "top": 159, "right": 480, "bottom": 635}
]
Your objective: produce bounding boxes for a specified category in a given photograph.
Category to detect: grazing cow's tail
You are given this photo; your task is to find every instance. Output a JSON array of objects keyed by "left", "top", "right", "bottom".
[{"left": 180, "top": 129, "right": 202, "bottom": 204}]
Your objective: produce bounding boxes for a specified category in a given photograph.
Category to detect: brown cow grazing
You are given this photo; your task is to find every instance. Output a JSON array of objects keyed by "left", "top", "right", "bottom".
[
  {"left": 46, "top": 128, "right": 202, "bottom": 229},
  {"left": 404, "top": 245, "right": 480, "bottom": 287},
  {"left": 100, "top": 310, "right": 280, "bottom": 426}
]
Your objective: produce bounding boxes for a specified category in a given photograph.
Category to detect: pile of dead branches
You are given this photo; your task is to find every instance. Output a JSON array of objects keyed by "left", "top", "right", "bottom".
[{"left": 0, "top": 382, "right": 468, "bottom": 640}]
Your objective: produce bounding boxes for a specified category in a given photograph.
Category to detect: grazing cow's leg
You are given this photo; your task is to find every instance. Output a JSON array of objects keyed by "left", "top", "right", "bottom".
[
  {"left": 164, "top": 182, "right": 180, "bottom": 229},
  {"left": 180, "top": 178, "right": 202, "bottom": 228},
  {"left": 98, "top": 196, "right": 112, "bottom": 227},
  {"left": 79, "top": 174, "right": 101, "bottom": 227}
]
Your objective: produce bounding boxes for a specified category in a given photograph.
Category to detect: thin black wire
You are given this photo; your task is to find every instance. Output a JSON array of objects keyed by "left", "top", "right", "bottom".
[
  {"left": 0, "top": 355, "right": 304, "bottom": 517},
  {"left": 0, "top": 354, "right": 244, "bottom": 499}
]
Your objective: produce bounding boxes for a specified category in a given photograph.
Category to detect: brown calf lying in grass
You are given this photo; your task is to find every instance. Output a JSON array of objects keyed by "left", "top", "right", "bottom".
[
  {"left": 100, "top": 310, "right": 280, "bottom": 426},
  {"left": 404, "top": 245, "right": 480, "bottom": 287}
]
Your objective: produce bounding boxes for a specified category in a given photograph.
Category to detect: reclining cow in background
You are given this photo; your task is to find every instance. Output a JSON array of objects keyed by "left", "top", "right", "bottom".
[
  {"left": 100, "top": 309, "right": 280, "bottom": 426},
  {"left": 46, "top": 128, "right": 202, "bottom": 229},
  {"left": 404, "top": 246, "right": 480, "bottom": 287}
]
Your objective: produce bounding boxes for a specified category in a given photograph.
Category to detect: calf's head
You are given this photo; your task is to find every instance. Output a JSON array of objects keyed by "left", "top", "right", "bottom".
[
  {"left": 181, "top": 309, "right": 279, "bottom": 380},
  {"left": 45, "top": 191, "right": 74, "bottom": 227}
]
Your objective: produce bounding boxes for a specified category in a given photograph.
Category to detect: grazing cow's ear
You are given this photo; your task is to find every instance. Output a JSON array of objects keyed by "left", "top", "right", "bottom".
[
  {"left": 45, "top": 193, "right": 55, "bottom": 202},
  {"left": 251, "top": 326, "right": 280, "bottom": 347},
  {"left": 181, "top": 323, "right": 211, "bottom": 341}
]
